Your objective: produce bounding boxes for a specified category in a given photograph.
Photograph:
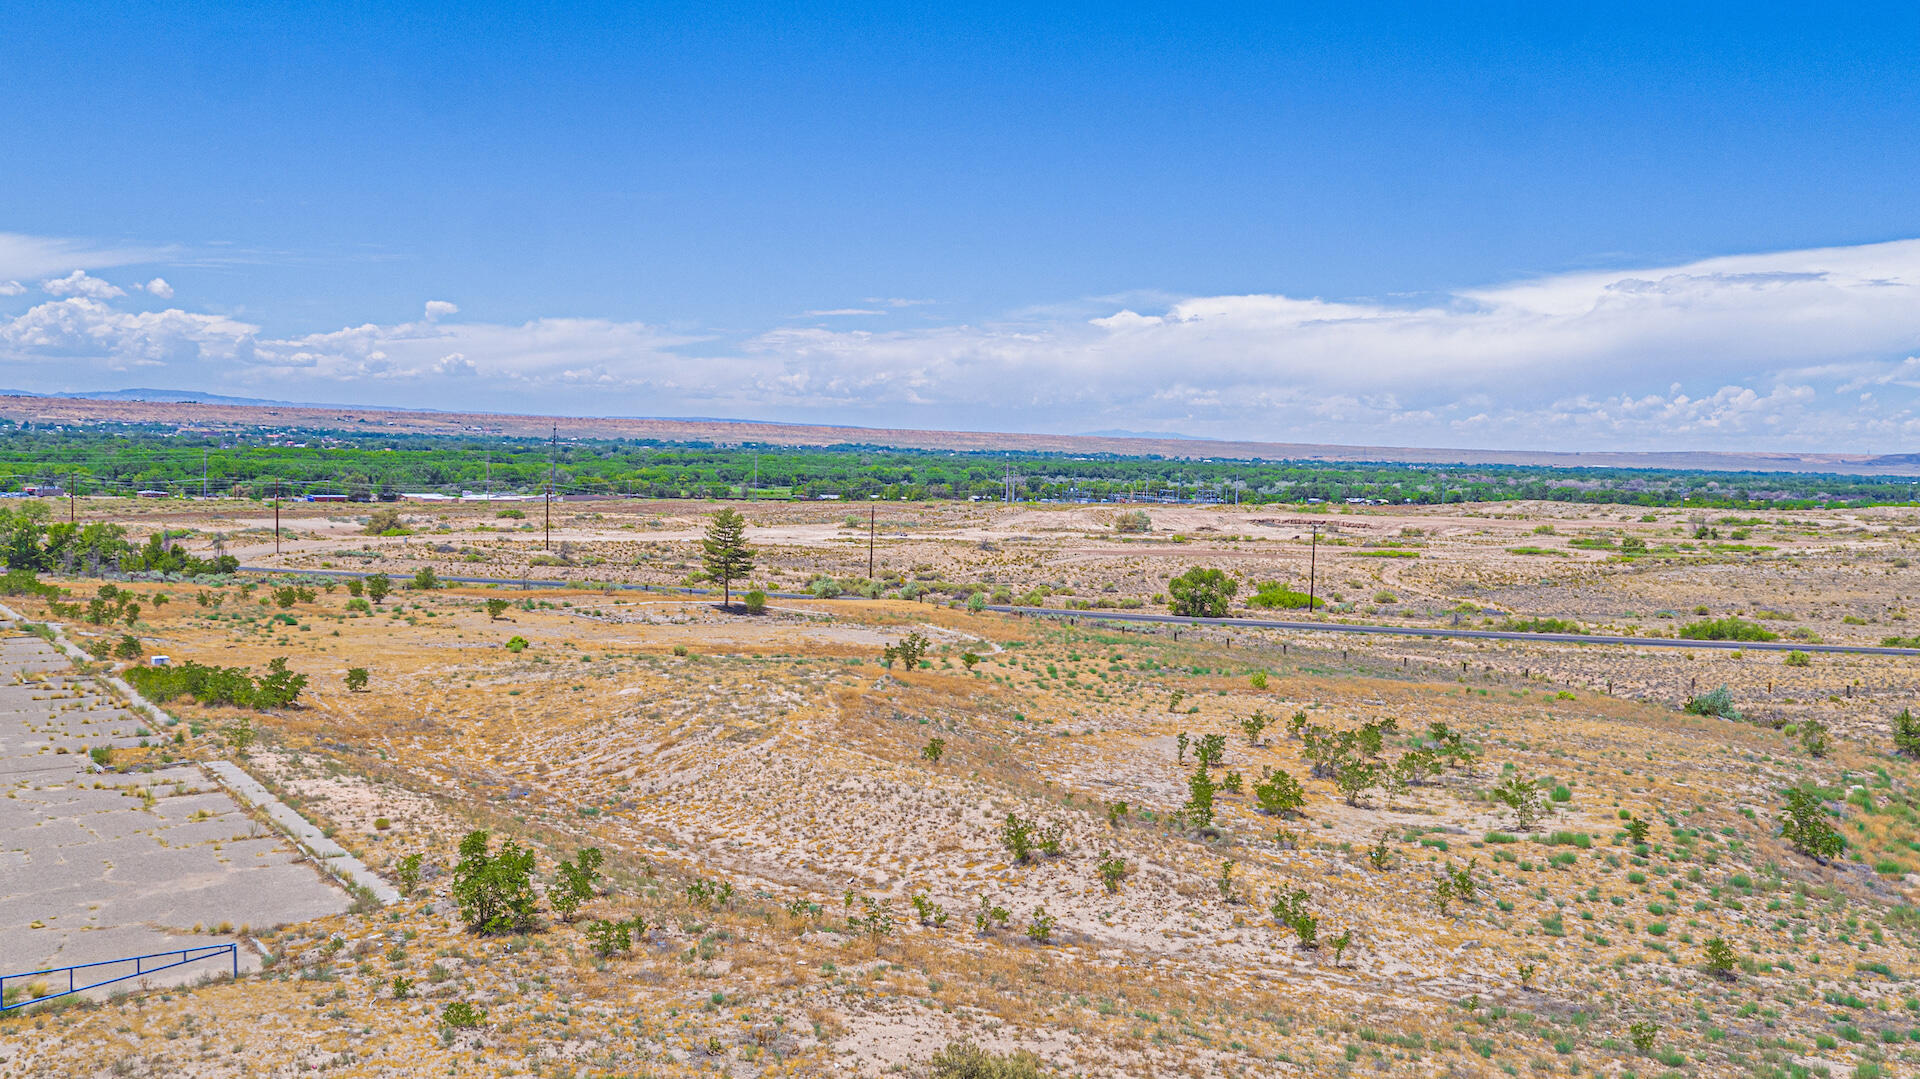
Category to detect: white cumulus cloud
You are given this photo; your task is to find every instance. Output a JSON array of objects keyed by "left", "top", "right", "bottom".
[
  {"left": 0, "top": 280, "right": 22, "bottom": 297},
  {"left": 144, "top": 277, "right": 174, "bottom": 299},
  {"left": 5, "top": 237, "right": 1920, "bottom": 450},
  {"left": 42, "top": 270, "right": 125, "bottom": 300}
]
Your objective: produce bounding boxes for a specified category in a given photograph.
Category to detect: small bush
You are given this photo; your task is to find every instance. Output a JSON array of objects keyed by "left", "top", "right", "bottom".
[
  {"left": 1893, "top": 708, "right": 1920, "bottom": 757},
  {"left": 440, "top": 1001, "right": 484, "bottom": 1029},
  {"left": 1683, "top": 686, "right": 1741, "bottom": 720},
  {"left": 741, "top": 589, "right": 767, "bottom": 615},
  {"left": 505, "top": 636, "right": 529, "bottom": 653},
  {"left": 1678, "top": 617, "right": 1777, "bottom": 642},
  {"left": 1780, "top": 787, "right": 1844, "bottom": 860},
  {"left": 927, "top": 1040, "right": 1048, "bottom": 1079},
  {"left": 451, "top": 830, "right": 538, "bottom": 934}
]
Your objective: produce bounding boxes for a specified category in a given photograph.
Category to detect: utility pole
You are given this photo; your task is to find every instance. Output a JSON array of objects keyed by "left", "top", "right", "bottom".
[
  {"left": 274, "top": 480, "right": 281, "bottom": 556},
  {"left": 1307, "top": 524, "right": 1318, "bottom": 615},
  {"left": 68, "top": 476, "right": 75, "bottom": 524},
  {"left": 545, "top": 425, "right": 555, "bottom": 551},
  {"left": 750, "top": 450, "right": 757, "bottom": 500},
  {"left": 868, "top": 503, "right": 876, "bottom": 579},
  {"left": 202, "top": 447, "right": 208, "bottom": 499}
]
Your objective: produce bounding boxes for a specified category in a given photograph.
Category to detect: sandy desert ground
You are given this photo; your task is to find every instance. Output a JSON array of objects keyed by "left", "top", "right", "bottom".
[{"left": 3, "top": 497, "right": 1919, "bottom": 1078}]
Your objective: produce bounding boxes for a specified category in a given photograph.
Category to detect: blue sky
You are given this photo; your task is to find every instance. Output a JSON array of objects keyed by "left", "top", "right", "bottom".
[{"left": 4, "top": 3, "right": 1920, "bottom": 450}]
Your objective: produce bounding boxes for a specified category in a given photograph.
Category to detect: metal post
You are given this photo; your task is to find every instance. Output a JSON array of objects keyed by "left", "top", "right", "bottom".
[
  {"left": 868, "top": 504, "right": 876, "bottom": 579},
  {"left": 274, "top": 483, "right": 280, "bottom": 555}
]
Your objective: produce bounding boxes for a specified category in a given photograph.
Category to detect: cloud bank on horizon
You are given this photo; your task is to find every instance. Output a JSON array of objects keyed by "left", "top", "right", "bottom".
[{"left": 2, "top": 231, "right": 1918, "bottom": 453}]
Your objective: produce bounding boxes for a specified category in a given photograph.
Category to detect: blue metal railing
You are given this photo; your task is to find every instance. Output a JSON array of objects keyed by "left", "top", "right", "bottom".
[{"left": 0, "top": 943, "right": 237, "bottom": 1012}]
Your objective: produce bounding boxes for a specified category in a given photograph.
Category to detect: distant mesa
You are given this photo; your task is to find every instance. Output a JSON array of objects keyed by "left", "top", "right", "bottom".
[{"left": 0, "top": 388, "right": 1915, "bottom": 477}]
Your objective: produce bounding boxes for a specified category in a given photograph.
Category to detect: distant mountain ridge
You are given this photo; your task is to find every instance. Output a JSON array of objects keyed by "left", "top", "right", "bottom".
[
  {"left": 1, "top": 389, "right": 1916, "bottom": 477},
  {"left": 0, "top": 387, "right": 300, "bottom": 407},
  {"left": 1079, "top": 428, "right": 1214, "bottom": 440}
]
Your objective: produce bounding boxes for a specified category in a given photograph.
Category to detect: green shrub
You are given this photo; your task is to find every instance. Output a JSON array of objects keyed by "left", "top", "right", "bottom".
[
  {"left": 742, "top": 589, "right": 767, "bottom": 615},
  {"left": 1248, "top": 581, "right": 1321, "bottom": 610},
  {"left": 1780, "top": 787, "right": 1844, "bottom": 860},
  {"left": 1168, "top": 567, "right": 1237, "bottom": 617},
  {"left": 927, "top": 1040, "right": 1048, "bottom": 1078},
  {"left": 1253, "top": 768, "right": 1306, "bottom": 816},
  {"left": 440, "top": 1001, "right": 484, "bottom": 1029},
  {"left": 1893, "top": 708, "right": 1920, "bottom": 758},
  {"left": 451, "top": 829, "right": 538, "bottom": 934},
  {"left": 125, "top": 656, "right": 306, "bottom": 710},
  {"left": 1678, "top": 617, "right": 1777, "bottom": 642},
  {"left": 585, "top": 917, "right": 636, "bottom": 957},
  {"left": 1683, "top": 686, "right": 1741, "bottom": 720},
  {"left": 505, "top": 636, "right": 529, "bottom": 653}
]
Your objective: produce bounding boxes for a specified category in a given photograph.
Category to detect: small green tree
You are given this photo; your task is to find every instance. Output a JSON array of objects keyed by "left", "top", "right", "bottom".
[
  {"left": 344, "top": 667, "right": 369, "bottom": 692},
  {"left": 395, "top": 852, "right": 424, "bottom": 897},
  {"left": 1628, "top": 1020, "right": 1659, "bottom": 1054},
  {"left": 451, "top": 829, "right": 539, "bottom": 934},
  {"left": 1703, "top": 936, "right": 1737, "bottom": 979},
  {"left": 585, "top": 917, "right": 634, "bottom": 957},
  {"left": 1167, "top": 566, "right": 1237, "bottom": 618},
  {"left": 701, "top": 508, "right": 755, "bottom": 609},
  {"left": 1097, "top": 851, "right": 1128, "bottom": 893},
  {"left": 113, "top": 634, "right": 143, "bottom": 660},
  {"left": 345, "top": 577, "right": 364, "bottom": 598},
  {"left": 1183, "top": 764, "right": 1217, "bottom": 829},
  {"left": 1491, "top": 773, "right": 1545, "bottom": 831},
  {"left": 1779, "top": 787, "right": 1843, "bottom": 860},
  {"left": 1330, "top": 928, "right": 1353, "bottom": 966},
  {"left": 742, "top": 588, "right": 767, "bottom": 615},
  {"left": 223, "top": 716, "right": 256, "bottom": 753},
  {"left": 1025, "top": 907, "right": 1056, "bottom": 943},
  {"left": 882, "top": 631, "right": 931, "bottom": 669},
  {"left": 1797, "top": 718, "right": 1831, "bottom": 758},
  {"left": 1896, "top": 707, "right": 1920, "bottom": 757},
  {"left": 1624, "top": 816, "right": 1652, "bottom": 845},
  {"left": 557, "top": 846, "right": 604, "bottom": 916},
  {"left": 412, "top": 566, "right": 439, "bottom": 591},
  {"left": 1335, "top": 760, "right": 1380, "bottom": 807},
  {"left": 1000, "top": 813, "right": 1038, "bottom": 863},
  {"left": 1253, "top": 768, "right": 1305, "bottom": 816},
  {"left": 920, "top": 736, "right": 945, "bottom": 763},
  {"left": 365, "top": 573, "right": 392, "bottom": 605},
  {"left": 484, "top": 597, "right": 510, "bottom": 620},
  {"left": 960, "top": 651, "right": 980, "bottom": 670},
  {"left": 909, "top": 893, "right": 948, "bottom": 926}
]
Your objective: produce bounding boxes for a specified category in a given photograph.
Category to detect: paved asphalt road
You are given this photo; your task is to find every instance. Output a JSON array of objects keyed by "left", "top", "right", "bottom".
[{"left": 238, "top": 565, "right": 1918, "bottom": 658}]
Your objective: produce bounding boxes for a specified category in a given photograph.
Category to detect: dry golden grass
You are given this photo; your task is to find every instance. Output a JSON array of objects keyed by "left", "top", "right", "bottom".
[{"left": 6, "top": 499, "right": 1920, "bottom": 1077}]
